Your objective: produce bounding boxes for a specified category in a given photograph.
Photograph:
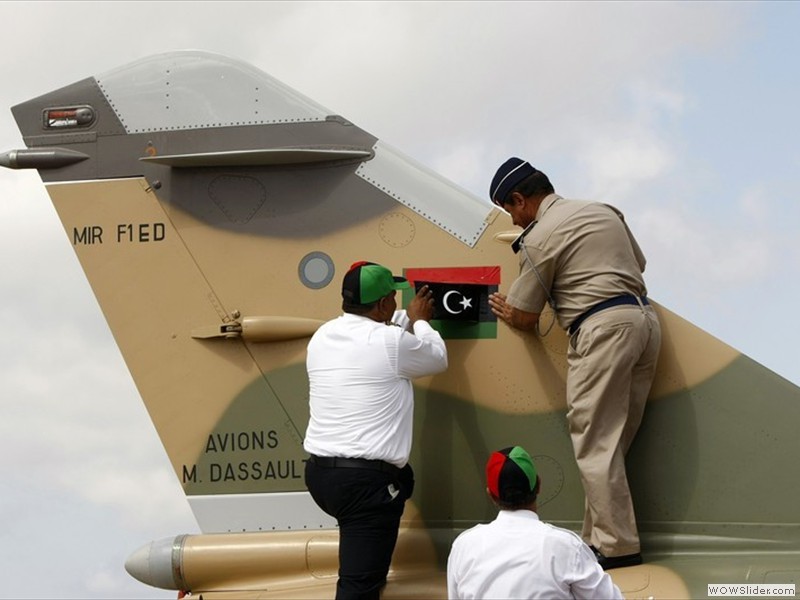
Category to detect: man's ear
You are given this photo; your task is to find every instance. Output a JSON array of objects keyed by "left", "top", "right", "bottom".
[
  {"left": 377, "top": 294, "right": 392, "bottom": 319},
  {"left": 485, "top": 487, "right": 499, "bottom": 508},
  {"left": 509, "top": 191, "right": 526, "bottom": 207}
]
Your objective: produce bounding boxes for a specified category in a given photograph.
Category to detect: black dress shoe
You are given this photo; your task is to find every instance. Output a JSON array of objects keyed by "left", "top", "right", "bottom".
[{"left": 589, "top": 546, "right": 643, "bottom": 570}]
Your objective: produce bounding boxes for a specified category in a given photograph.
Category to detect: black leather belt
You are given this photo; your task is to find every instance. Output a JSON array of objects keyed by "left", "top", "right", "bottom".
[
  {"left": 308, "top": 454, "right": 400, "bottom": 475},
  {"left": 568, "top": 295, "right": 649, "bottom": 335}
]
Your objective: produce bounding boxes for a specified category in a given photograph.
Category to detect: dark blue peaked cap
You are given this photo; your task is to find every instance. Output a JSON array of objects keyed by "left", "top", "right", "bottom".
[{"left": 490, "top": 157, "right": 537, "bottom": 206}]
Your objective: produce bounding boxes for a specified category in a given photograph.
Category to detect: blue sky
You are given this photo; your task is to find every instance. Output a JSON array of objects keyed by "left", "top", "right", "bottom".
[
  {"left": 644, "top": 1, "right": 800, "bottom": 376},
  {"left": 1, "top": 2, "right": 798, "bottom": 597}
]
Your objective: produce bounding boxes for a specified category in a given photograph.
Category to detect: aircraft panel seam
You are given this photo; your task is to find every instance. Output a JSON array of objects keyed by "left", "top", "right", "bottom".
[{"left": 356, "top": 141, "right": 492, "bottom": 248}]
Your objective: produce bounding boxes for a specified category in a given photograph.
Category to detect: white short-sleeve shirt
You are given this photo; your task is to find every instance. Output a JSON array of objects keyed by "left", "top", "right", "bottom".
[
  {"left": 303, "top": 310, "right": 448, "bottom": 468},
  {"left": 447, "top": 510, "right": 623, "bottom": 600}
]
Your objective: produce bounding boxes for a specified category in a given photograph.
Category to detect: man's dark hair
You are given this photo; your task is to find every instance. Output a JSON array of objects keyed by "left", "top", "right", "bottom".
[
  {"left": 342, "top": 298, "right": 379, "bottom": 315},
  {"left": 503, "top": 170, "right": 555, "bottom": 205},
  {"left": 494, "top": 476, "right": 541, "bottom": 511}
]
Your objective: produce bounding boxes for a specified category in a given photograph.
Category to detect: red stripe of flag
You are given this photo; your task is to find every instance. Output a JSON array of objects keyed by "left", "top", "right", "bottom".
[{"left": 404, "top": 266, "right": 500, "bottom": 286}]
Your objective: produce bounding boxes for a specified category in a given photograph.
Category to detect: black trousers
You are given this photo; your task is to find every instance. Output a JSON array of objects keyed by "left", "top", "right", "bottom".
[{"left": 305, "top": 459, "right": 414, "bottom": 600}]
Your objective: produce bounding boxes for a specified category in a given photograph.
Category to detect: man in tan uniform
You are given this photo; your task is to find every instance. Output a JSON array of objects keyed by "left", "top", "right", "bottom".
[{"left": 487, "top": 157, "right": 661, "bottom": 569}]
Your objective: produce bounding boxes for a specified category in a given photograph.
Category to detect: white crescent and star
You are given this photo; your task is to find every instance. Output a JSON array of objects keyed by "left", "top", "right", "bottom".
[{"left": 443, "top": 290, "right": 473, "bottom": 314}]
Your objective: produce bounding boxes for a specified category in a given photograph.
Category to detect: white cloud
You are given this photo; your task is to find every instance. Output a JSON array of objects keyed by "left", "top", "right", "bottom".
[
  {"left": 578, "top": 125, "right": 675, "bottom": 200},
  {"left": 640, "top": 206, "right": 772, "bottom": 291},
  {"left": 85, "top": 570, "right": 121, "bottom": 596},
  {"left": 736, "top": 185, "right": 770, "bottom": 223}
]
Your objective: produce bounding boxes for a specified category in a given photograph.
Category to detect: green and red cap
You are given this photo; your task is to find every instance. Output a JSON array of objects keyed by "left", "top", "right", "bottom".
[
  {"left": 486, "top": 446, "right": 539, "bottom": 503},
  {"left": 342, "top": 261, "right": 411, "bottom": 305}
]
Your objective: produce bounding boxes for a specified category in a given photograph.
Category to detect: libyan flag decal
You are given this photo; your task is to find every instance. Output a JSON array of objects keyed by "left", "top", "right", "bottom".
[{"left": 403, "top": 266, "right": 500, "bottom": 339}]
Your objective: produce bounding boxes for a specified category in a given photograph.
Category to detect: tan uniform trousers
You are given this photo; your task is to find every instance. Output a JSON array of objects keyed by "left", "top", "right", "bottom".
[{"left": 566, "top": 303, "right": 661, "bottom": 557}]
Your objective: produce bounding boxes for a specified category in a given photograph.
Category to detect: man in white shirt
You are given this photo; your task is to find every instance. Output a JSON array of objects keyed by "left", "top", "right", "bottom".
[
  {"left": 304, "top": 261, "right": 448, "bottom": 600},
  {"left": 447, "top": 446, "right": 623, "bottom": 600}
]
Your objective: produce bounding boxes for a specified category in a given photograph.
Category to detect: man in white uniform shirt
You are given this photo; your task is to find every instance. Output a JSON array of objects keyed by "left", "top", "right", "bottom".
[
  {"left": 447, "top": 446, "right": 622, "bottom": 600},
  {"left": 304, "top": 261, "right": 448, "bottom": 600}
]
